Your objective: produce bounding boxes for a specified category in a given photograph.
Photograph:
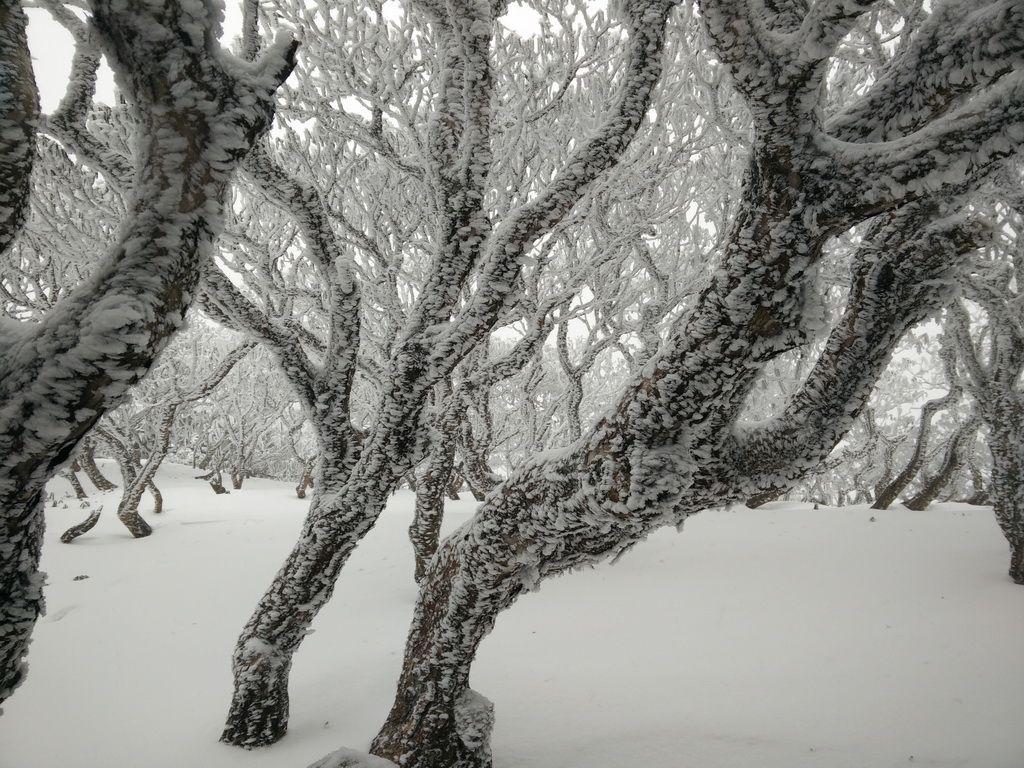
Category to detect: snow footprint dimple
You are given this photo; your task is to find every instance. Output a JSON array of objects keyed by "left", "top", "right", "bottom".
[{"left": 45, "top": 605, "right": 78, "bottom": 623}]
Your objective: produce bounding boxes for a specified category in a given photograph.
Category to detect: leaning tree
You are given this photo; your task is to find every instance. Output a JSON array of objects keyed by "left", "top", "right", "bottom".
[
  {"left": 357, "top": 2, "right": 1024, "bottom": 766},
  {"left": 0, "top": 0, "right": 296, "bottom": 708}
]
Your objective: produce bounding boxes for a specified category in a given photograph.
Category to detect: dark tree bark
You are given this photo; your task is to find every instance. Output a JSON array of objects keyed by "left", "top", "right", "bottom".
[
  {"left": 0, "top": 1, "right": 38, "bottom": 259},
  {"left": 63, "top": 468, "right": 87, "bottom": 500},
  {"left": 148, "top": 481, "right": 163, "bottom": 515},
  {"left": 79, "top": 438, "right": 117, "bottom": 491},
  {"left": 295, "top": 465, "right": 314, "bottom": 499},
  {"left": 198, "top": 470, "right": 230, "bottom": 495}
]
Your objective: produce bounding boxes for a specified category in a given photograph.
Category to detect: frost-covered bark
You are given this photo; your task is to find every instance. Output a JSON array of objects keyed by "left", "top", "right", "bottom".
[
  {"left": 0, "top": 1, "right": 37, "bottom": 258},
  {"left": 78, "top": 437, "right": 117, "bottom": 492},
  {"left": 0, "top": 1, "right": 295, "bottom": 708},
  {"left": 367, "top": 3, "right": 1022, "bottom": 764}
]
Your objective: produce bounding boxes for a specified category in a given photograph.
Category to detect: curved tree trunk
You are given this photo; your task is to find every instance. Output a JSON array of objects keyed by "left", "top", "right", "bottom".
[
  {"left": 0, "top": 0, "right": 37, "bottom": 259},
  {"left": 79, "top": 439, "right": 118, "bottom": 491},
  {"left": 60, "top": 509, "right": 102, "bottom": 544},
  {"left": 63, "top": 468, "right": 88, "bottom": 500},
  {"left": 221, "top": 435, "right": 374, "bottom": 747},
  {"left": 148, "top": 481, "right": 163, "bottom": 514},
  {"left": 873, "top": 383, "right": 960, "bottom": 509},
  {"left": 903, "top": 418, "right": 978, "bottom": 511},
  {"left": 0, "top": 491, "right": 44, "bottom": 705}
]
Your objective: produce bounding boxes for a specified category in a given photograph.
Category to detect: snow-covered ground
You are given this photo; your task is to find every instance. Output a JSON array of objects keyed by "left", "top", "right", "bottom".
[{"left": 1, "top": 463, "right": 1022, "bottom": 768}]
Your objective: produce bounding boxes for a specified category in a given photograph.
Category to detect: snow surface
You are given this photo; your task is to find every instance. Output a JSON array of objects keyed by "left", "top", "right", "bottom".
[{"left": 1, "top": 462, "right": 1022, "bottom": 768}]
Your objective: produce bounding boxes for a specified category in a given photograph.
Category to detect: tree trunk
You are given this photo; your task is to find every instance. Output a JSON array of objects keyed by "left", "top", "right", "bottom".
[
  {"left": 0, "top": 5, "right": 296, "bottom": 707},
  {"left": 1010, "top": 540, "right": 1024, "bottom": 586},
  {"left": 981, "top": 395, "right": 1024, "bottom": 584},
  {"left": 116, "top": 503, "right": 153, "bottom": 539},
  {"left": 746, "top": 487, "right": 785, "bottom": 508},
  {"left": 296, "top": 465, "right": 314, "bottom": 499},
  {"left": 79, "top": 439, "right": 118, "bottom": 491},
  {"left": 221, "top": 435, "right": 384, "bottom": 747},
  {"left": 63, "top": 468, "right": 88, "bottom": 500},
  {"left": 0, "top": 0, "right": 38, "bottom": 258},
  {"left": 0, "top": 490, "right": 44, "bottom": 706},
  {"left": 873, "top": 386, "right": 959, "bottom": 509},
  {"left": 148, "top": 481, "right": 163, "bottom": 515},
  {"left": 903, "top": 419, "right": 978, "bottom": 511},
  {"left": 60, "top": 509, "right": 101, "bottom": 544},
  {"left": 231, "top": 471, "right": 245, "bottom": 490},
  {"left": 445, "top": 470, "right": 462, "bottom": 502},
  {"left": 373, "top": 447, "right": 665, "bottom": 768},
  {"left": 198, "top": 470, "right": 229, "bottom": 494},
  {"left": 410, "top": 439, "right": 456, "bottom": 584}
]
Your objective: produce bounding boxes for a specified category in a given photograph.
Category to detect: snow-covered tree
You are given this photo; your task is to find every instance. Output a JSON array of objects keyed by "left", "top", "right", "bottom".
[{"left": 0, "top": 0, "right": 295, "bottom": 708}]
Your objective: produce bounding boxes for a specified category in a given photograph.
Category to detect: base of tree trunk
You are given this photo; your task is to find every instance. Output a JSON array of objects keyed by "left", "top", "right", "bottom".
[
  {"left": 372, "top": 688, "right": 494, "bottom": 768},
  {"left": 116, "top": 509, "right": 152, "bottom": 538},
  {"left": 221, "top": 646, "right": 292, "bottom": 748},
  {"left": 1010, "top": 542, "right": 1024, "bottom": 586}
]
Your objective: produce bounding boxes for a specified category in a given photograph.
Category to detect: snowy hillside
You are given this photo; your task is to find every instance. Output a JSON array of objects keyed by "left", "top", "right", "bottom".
[{"left": 1, "top": 464, "right": 1021, "bottom": 768}]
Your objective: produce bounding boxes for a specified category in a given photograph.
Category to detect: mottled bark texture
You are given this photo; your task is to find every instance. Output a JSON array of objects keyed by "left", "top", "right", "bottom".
[
  {"left": 79, "top": 438, "right": 117, "bottom": 491},
  {"left": 0, "top": 0, "right": 38, "bottom": 258},
  {"left": 367, "top": 1, "right": 1021, "bottom": 764},
  {"left": 63, "top": 467, "right": 88, "bottom": 500},
  {"left": 0, "top": 1, "right": 295, "bottom": 708},
  {"left": 221, "top": 0, "right": 674, "bottom": 748}
]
